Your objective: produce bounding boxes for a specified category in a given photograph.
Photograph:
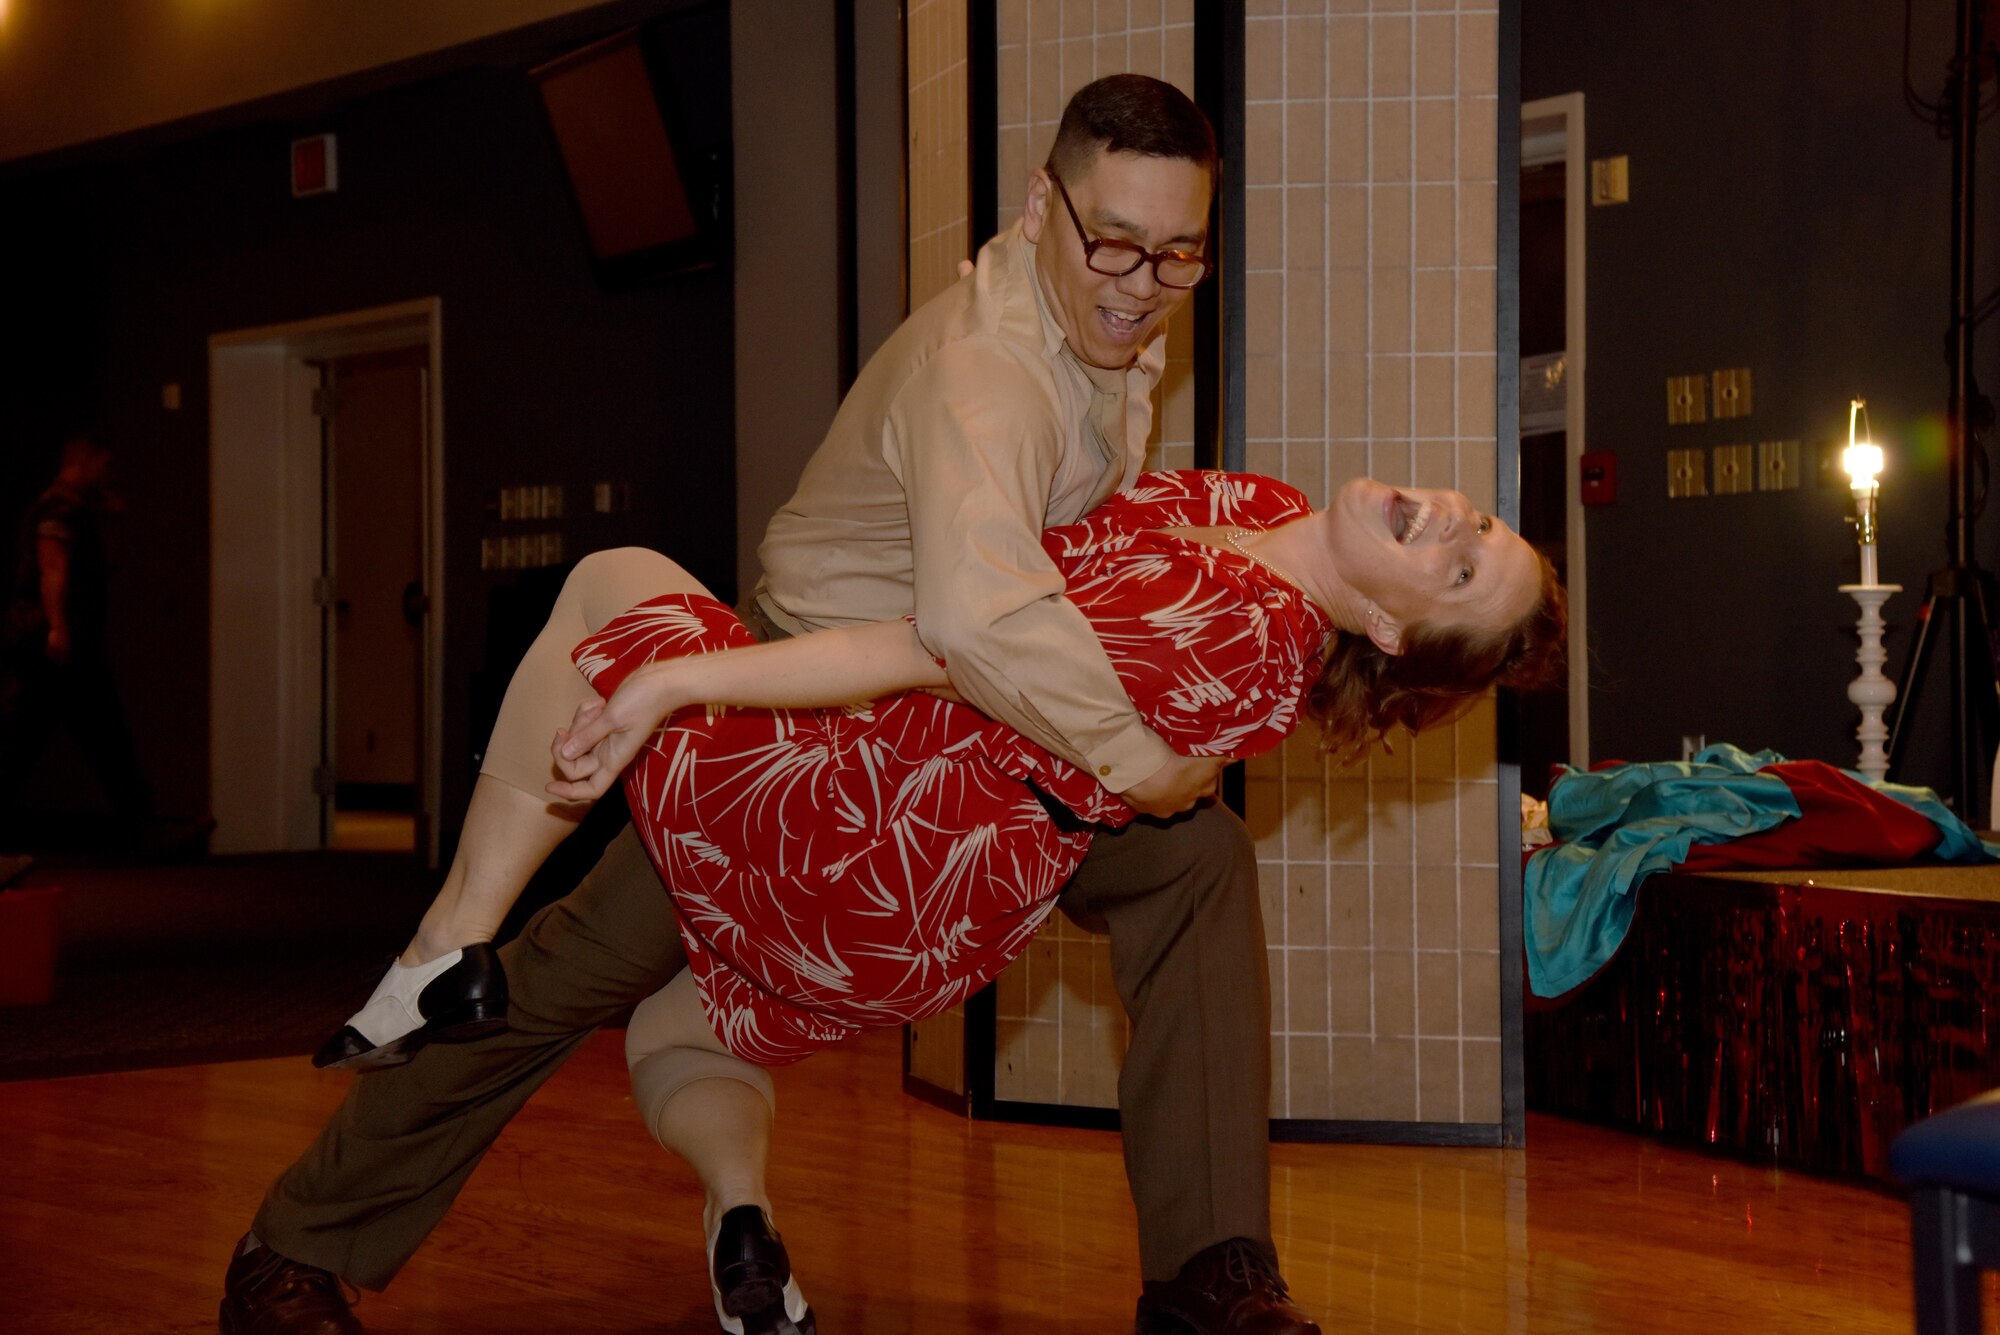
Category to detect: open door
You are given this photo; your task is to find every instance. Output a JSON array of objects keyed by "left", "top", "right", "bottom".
[
  {"left": 324, "top": 348, "right": 430, "bottom": 853},
  {"left": 1520, "top": 94, "right": 1589, "bottom": 794},
  {"left": 208, "top": 299, "right": 444, "bottom": 864}
]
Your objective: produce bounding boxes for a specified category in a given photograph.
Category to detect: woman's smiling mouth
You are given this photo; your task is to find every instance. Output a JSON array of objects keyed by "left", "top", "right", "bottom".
[{"left": 1387, "top": 492, "right": 1435, "bottom": 545}]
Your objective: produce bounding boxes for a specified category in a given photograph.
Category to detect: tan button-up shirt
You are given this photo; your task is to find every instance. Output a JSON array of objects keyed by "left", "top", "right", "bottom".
[{"left": 753, "top": 223, "right": 1174, "bottom": 791}]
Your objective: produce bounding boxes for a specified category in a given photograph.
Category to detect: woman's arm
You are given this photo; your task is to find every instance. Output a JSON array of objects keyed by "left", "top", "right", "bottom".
[
  {"left": 547, "top": 618, "right": 949, "bottom": 800},
  {"left": 649, "top": 616, "right": 948, "bottom": 710}
]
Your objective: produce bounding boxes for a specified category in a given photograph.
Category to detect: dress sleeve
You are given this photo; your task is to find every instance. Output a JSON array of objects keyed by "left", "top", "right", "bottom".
[
  {"left": 1054, "top": 471, "right": 1325, "bottom": 761},
  {"left": 1089, "top": 568, "right": 1322, "bottom": 759}
]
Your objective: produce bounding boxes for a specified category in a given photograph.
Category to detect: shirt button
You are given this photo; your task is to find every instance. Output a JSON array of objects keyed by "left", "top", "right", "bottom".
[{"left": 1098, "top": 765, "right": 1112, "bottom": 776}]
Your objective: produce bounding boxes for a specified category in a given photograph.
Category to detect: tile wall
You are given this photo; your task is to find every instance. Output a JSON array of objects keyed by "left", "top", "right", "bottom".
[
  {"left": 1237, "top": 0, "right": 1503, "bottom": 1123},
  {"left": 906, "top": 0, "right": 971, "bottom": 309}
]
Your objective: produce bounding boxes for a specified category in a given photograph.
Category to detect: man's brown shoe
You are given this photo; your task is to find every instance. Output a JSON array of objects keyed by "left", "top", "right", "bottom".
[
  {"left": 218, "top": 1241, "right": 362, "bottom": 1334},
  {"left": 1134, "top": 1238, "right": 1322, "bottom": 1335}
]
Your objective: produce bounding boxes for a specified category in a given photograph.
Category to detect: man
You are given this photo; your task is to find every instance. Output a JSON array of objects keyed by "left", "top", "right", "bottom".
[
  {"left": 2, "top": 433, "right": 152, "bottom": 842},
  {"left": 221, "top": 75, "right": 1318, "bottom": 1335}
]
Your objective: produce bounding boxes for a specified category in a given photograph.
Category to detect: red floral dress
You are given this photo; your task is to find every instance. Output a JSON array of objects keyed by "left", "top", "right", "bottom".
[{"left": 572, "top": 470, "right": 1331, "bottom": 1064}]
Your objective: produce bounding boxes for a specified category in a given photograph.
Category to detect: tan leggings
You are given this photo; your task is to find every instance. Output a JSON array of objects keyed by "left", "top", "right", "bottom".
[{"left": 478, "top": 547, "right": 776, "bottom": 1131}]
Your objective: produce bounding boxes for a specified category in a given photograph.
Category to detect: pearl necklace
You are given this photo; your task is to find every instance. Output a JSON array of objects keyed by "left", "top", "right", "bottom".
[{"left": 1222, "top": 529, "right": 1295, "bottom": 588}]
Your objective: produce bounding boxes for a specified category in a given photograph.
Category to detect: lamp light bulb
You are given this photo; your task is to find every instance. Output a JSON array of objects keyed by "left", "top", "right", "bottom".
[{"left": 1844, "top": 442, "right": 1884, "bottom": 492}]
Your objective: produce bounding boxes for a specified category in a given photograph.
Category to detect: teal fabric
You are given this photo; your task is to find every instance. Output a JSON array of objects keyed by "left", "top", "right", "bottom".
[{"left": 1524, "top": 743, "right": 2000, "bottom": 998}]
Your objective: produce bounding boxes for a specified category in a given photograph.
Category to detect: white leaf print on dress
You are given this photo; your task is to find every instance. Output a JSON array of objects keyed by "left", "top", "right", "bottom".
[{"left": 571, "top": 471, "right": 1331, "bottom": 1065}]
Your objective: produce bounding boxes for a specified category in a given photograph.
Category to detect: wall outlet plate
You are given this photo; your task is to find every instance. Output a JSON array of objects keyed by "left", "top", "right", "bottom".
[
  {"left": 1667, "top": 374, "right": 1707, "bottom": 425},
  {"left": 1591, "top": 155, "right": 1630, "bottom": 205},
  {"left": 1668, "top": 447, "right": 1708, "bottom": 498},
  {"left": 1758, "top": 439, "right": 1801, "bottom": 491},
  {"left": 1713, "top": 367, "right": 1753, "bottom": 419},
  {"left": 1713, "top": 443, "right": 1754, "bottom": 495}
]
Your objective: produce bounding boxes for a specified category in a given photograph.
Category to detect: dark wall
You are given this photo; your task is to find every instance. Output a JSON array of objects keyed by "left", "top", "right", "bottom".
[
  {"left": 0, "top": 9, "right": 734, "bottom": 835},
  {"left": 1525, "top": 1, "right": 2000, "bottom": 796}
]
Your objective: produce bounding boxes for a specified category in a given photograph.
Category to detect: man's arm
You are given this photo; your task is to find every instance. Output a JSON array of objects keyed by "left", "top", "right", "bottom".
[
  {"left": 36, "top": 534, "right": 70, "bottom": 664},
  {"left": 887, "top": 342, "right": 1207, "bottom": 815}
]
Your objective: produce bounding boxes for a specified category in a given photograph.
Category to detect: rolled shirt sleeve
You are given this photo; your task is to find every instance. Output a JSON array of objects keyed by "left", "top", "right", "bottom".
[{"left": 885, "top": 340, "right": 1177, "bottom": 792}]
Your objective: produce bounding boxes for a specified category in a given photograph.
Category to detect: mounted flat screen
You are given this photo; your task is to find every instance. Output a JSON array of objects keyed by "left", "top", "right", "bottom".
[{"left": 531, "top": 27, "right": 725, "bottom": 284}]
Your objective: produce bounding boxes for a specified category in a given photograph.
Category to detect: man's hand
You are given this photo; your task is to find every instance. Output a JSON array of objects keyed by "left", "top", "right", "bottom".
[
  {"left": 44, "top": 625, "right": 70, "bottom": 666},
  {"left": 1121, "top": 752, "right": 1227, "bottom": 819}
]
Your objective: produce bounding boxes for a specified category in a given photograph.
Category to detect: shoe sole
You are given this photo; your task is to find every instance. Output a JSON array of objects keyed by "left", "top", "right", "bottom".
[
  {"left": 719, "top": 1271, "right": 815, "bottom": 1335},
  {"left": 719, "top": 1291, "right": 816, "bottom": 1335},
  {"left": 313, "top": 999, "right": 509, "bottom": 1072}
]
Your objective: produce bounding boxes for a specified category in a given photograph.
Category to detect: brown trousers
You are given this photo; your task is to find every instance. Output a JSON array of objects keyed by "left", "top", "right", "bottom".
[{"left": 257, "top": 604, "right": 1273, "bottom": 1288}]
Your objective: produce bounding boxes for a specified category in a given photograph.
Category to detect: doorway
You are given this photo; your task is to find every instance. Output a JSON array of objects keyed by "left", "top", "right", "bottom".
[
  {"left": 323, "top": 347, "right": 429, "bottom": 854},
  {"left": 208, "top": 299, "right": 445, "bottom": 865},
  {"left": 1520, "top": 94, "right": 1589, "bottom": 795}
]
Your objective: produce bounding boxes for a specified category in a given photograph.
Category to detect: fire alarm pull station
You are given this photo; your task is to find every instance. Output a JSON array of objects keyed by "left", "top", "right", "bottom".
[{"left": 1580, "top": 451, "right": 1616, "bottom": 506}]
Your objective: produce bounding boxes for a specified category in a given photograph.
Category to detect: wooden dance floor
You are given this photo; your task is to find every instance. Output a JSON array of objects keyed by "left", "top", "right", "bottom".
[{"left": 0, "top": 1026, "right": 1936, "bottom": 1332}]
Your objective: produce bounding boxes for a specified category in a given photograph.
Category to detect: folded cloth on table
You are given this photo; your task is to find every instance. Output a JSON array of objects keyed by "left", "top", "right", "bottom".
[{"left": 1525, "top": 742, "right": 2000, "bottom": 998}]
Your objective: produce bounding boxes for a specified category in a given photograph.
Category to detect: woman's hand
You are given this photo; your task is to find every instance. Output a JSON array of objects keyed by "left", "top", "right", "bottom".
[{"left": 545, "top": 664, "right": 688, "bottom": 802}]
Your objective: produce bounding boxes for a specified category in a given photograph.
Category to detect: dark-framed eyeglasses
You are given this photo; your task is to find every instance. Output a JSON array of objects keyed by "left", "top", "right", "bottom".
[{"left": 1049, "top": 171, "right": 1213, "bottom": 290}]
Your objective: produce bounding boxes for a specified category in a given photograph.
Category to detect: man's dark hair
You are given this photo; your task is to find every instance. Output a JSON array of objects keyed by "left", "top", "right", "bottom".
[{"left": 1045, "top": 74, "right": 1218, "bottom": 184}]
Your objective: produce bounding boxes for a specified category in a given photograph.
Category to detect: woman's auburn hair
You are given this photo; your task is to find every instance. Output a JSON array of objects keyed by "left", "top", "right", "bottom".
[{"left": 1304, "top": 548, "right": 1568, "bottom": 764}]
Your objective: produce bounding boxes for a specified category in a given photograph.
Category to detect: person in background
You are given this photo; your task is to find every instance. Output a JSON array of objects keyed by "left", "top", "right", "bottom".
[{"left": 2, "top": 432, "right": 152, "bottom": 847}]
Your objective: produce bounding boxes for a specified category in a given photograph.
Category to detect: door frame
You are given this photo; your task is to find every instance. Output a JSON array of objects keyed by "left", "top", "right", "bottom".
[
  {"left": 1521, "top": 92, "right": 1589, "bottom": 765},
  {"left": 207, "top": 298, "right": 445, "bottom": 865}
]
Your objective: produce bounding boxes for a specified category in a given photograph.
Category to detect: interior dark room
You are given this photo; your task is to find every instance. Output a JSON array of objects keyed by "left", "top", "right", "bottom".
[{"left": 5, "top": 2, "right": 2000, "bottom": 1332}]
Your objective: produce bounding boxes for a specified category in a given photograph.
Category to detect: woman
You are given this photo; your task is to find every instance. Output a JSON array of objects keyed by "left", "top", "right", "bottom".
[{"left": 318, "top": 469, "right": 1563, "bottom": 1335}]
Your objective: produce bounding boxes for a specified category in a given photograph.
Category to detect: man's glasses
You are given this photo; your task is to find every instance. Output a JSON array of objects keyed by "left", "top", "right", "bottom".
[{"left": 1049, "top": 171, "right": 1213, "bottom": 290}]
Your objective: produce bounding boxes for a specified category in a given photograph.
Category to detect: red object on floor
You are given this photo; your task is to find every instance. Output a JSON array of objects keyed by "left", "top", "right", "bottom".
[{"left": 0, "top": 886, "right": 64, "bottom": 1006}]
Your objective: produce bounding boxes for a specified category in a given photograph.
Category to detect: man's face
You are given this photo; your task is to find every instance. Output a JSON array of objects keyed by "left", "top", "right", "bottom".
[{"left": 1023, "top": 149, "right": 1212, "bottom": 370}]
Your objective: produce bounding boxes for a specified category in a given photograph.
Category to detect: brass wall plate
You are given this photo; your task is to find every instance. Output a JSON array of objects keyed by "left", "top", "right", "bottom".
[
  {"left": 1713, "top": 367, "right": 1753, "bottom": 419},
  {"left": 1712, "top": 443, "right": 1754, "bottom": 495},
  {"left": 1668, "top": 447, "right": 1708, "bottom": 498},
  {"left": 1590, "top": 155, "right": 1630, "bottom": 205},
  {"left": 1757, "top": 439, "right": 1801, "bottom": 491},
  {"left": 1667, "top": 375, "right": 1707, "bottom": 425}
]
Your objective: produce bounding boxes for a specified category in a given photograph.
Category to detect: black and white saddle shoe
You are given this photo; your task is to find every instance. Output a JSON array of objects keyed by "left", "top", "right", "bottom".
[
  {"left": 311, "top": 943, "right": 509, "bottom": 1072},
  {"left": 709, "top": 1204, "right": 816, "bottom": 1335}
]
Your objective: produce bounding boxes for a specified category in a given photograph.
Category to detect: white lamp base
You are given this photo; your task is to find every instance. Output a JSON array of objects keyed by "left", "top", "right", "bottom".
[{"left": 1840, "top": 583, "right": 1901, "bottom": 782}]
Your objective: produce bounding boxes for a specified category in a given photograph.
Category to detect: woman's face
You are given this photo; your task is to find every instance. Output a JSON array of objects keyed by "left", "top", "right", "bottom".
[{"left": 1328, "top": 478, "right": 1541, "bottom": 644}]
